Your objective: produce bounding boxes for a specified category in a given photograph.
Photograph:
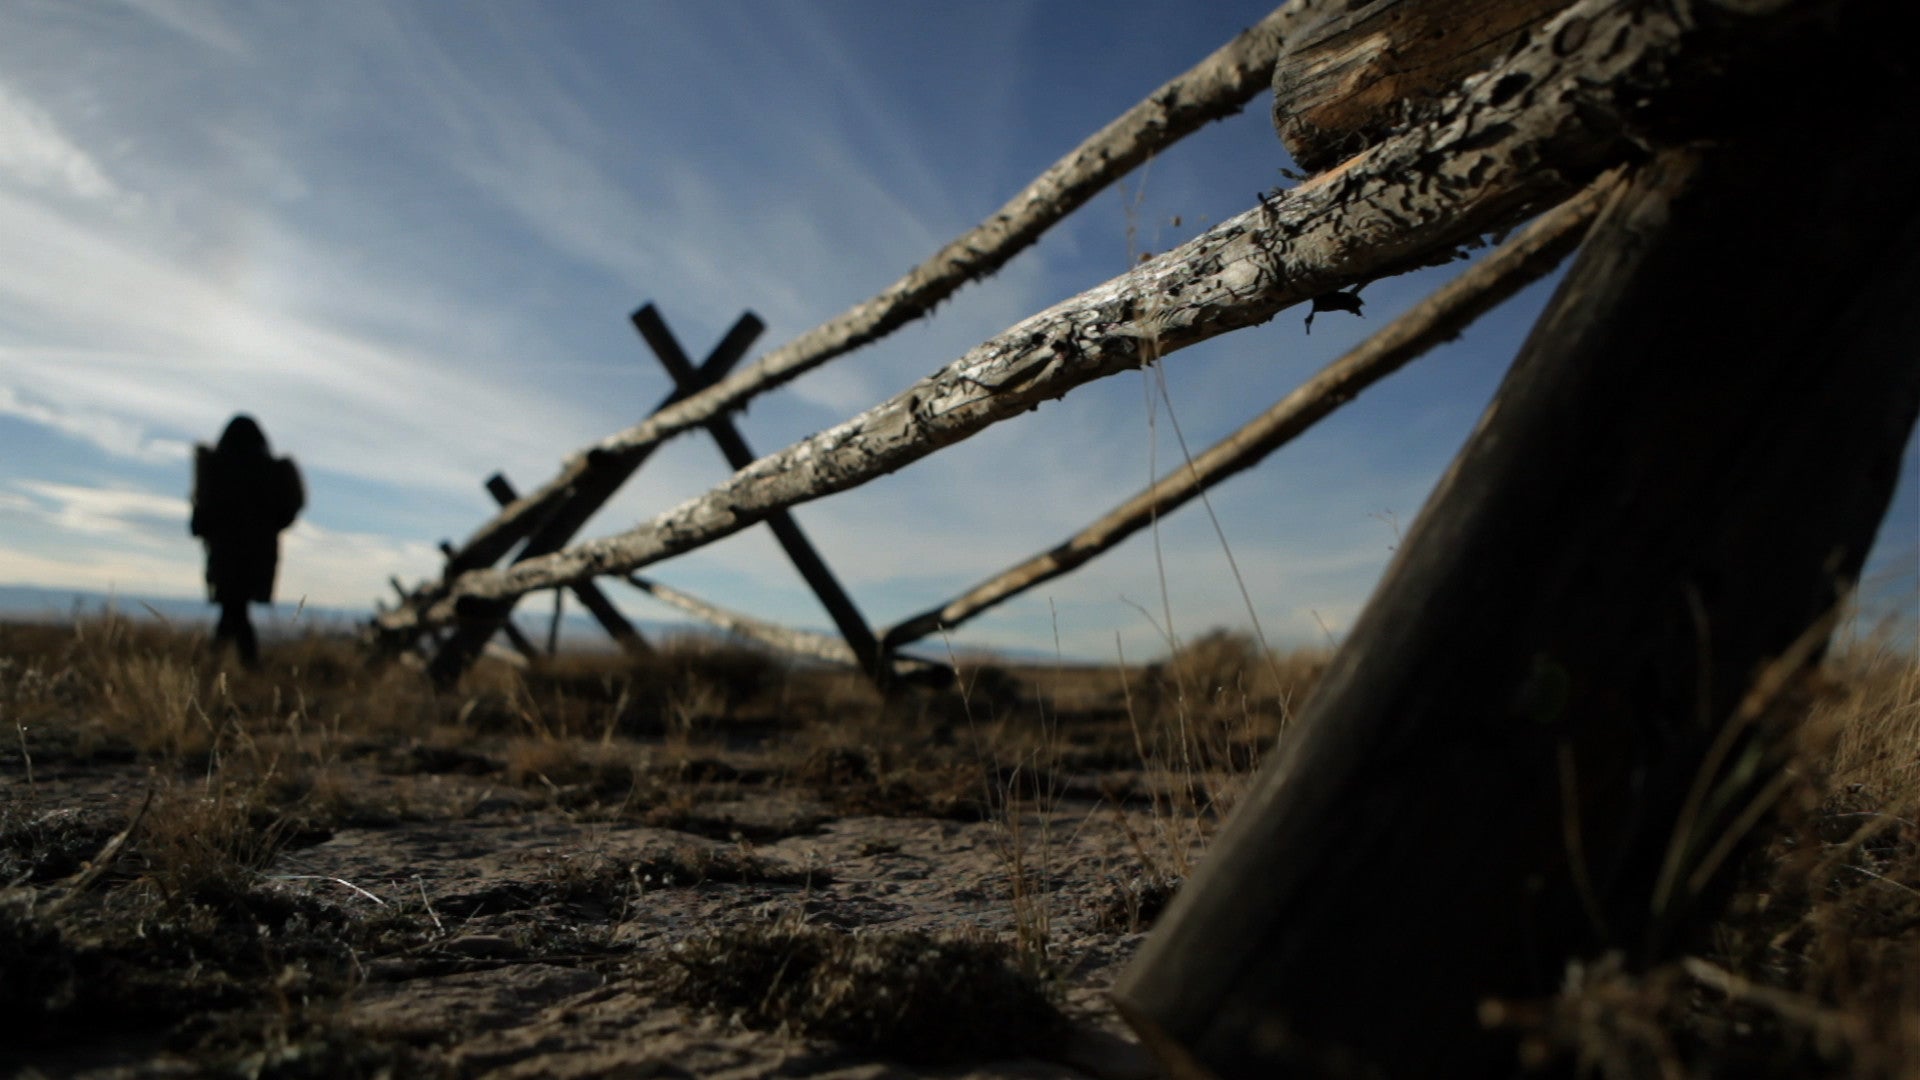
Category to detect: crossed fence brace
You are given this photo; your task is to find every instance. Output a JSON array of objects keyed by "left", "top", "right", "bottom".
[{"left": 420, "top": 305, "right": 908, "bottom": 690}]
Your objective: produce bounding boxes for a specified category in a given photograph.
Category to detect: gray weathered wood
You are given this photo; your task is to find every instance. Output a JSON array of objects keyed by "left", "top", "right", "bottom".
[
  {"left": 423, "top": 315, "right": 756, "bottom": 679},
  {"left": 438, "top": 540, "right": 540, "bottom": 662},
  {"left": 1272, "top": 0, "right": 1575, "bottom": 172},
  {"left": 564, "top": 577, "right": 648, "bottom": 656},
  {"left": 373, "top": 0, "right": 1804, "bottom": 641},
  {"left": 881, "top": 175, "right": 1611, "bottom": 650},
  {"left": 1111, "top": 43, "right": 1920, "bottom": 1075},
  {"left": 620, "top": 575, "right": 946, "bottom": 683},
  {"left": 434, "top": 474, "right": 652, "bottom": 679},
  {"left": 426, "top": 314, "right": 763, "bottom": 585},
  {"left": 631, "top": 306, "right": 887, "bottom": 685},
  {"left": 402, "top": 8, "right": 1296, "bottom": 600},
  {"left": 544, "top": 588, "right": 564, "bottom": 657}
]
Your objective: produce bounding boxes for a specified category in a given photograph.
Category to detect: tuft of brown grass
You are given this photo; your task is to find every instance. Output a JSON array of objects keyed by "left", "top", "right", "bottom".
[
  {"left": 1495, "top": 640, "right": 1920, "bottom": 1078},
  {"left": 505, "top": 635, "right": 800, "bottom": 740},
  {"left": 650, "top": 919, "right": 1066, "bottom": 1064},
  {"left": 133, "top": 781, "right": 293, "bottom": 908},
  {"left": 1815, "top": 642, "right": 1920, "bottom": 796}
]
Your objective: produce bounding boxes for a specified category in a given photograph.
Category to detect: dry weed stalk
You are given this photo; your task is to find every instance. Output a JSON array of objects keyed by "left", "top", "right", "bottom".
[{"left": 1491, "top": 637, "right": 1920, "bottom": 1077}]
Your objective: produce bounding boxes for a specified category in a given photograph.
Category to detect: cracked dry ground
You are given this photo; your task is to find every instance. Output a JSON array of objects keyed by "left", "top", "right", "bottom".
[
  {"left": 0, "top": 628, "right": 1283, "bottom": 1079},
  {"left": 4, "top": 740, "right": 1197, "bottom": 1078}
]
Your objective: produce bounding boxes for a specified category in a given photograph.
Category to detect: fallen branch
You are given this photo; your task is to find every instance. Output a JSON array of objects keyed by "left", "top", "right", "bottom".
[{"left": 622, "top": 575, "right": 946, "bottom": 682}]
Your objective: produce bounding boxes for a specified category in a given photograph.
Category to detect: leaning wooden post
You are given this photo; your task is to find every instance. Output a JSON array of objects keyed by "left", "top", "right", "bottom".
[
  {"left": 1112, "top": 60, "right": 1920, "bottom": 1079},
  {"left": 413, "top": 12, "right": 1292, "bottom": 598},
  {"left": 630, "top": 305, "right": 890, "bottom": 690}
]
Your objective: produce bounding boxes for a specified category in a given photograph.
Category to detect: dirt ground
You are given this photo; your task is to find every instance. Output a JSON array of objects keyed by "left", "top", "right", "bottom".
[
  {"left": 1, "top": 622, "right": 1274, "bottom": 1079},
  {"left": 5, "top": 760, "right": 1172, "bottom": 1078},
  {"left": 6, "top": 619, "right": 1920, "bottom": 1079}
]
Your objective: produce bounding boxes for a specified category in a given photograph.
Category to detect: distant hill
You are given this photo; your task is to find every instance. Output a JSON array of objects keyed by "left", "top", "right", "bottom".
[
  {"left": 0, "top": 584, "right": 363, "bottom": 634},
  {"left": 0, "top": 584, "right": 952, "bottom": 657},
  {"left": 0, "top": 584, "right": 1069, "bottom": 665},
  {"left": 0, "top": 583, "right": 675, "bottom": 646}
]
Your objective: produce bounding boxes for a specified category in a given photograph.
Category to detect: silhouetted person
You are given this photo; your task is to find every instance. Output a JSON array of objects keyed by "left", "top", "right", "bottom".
[{"left": 191, "top": 415, "right": 303, "bottom": 668}]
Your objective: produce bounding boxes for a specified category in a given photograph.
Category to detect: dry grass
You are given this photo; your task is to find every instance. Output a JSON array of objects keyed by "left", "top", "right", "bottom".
[
  {"left": 649, "top": 918, "right": 1066, "bottom": 1065},
  {"left": 5, "top": 612, "right": 1920, "bottom": 1076},
  {"left": 1494, "top": 637, "right": 1920, "bottom": 1078}
]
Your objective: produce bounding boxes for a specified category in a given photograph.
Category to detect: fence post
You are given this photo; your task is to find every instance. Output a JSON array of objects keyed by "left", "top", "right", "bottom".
[
  {"left": 439, "top": 540, "right": 539, "bottom": 662},
  {"left": 879, "top": 179, "right": 1607, "bottom": 651}
]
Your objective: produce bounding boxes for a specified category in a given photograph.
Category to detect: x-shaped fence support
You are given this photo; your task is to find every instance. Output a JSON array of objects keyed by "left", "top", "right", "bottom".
[
  {"left": 627, "top": 306, "right": 889, "bottom": 688},
  {"left": 427, "top": 304, "right": 892, "bottom": 691},
  {"left": 427, "top": 308, "right": 764, "bottom": 685},
  {"left": 480, "top": 475, "right": 646, "bottom": 654}
]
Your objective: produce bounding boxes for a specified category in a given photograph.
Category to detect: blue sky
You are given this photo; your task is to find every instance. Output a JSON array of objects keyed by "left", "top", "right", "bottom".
[{"left": 2, "top": 1, "right": 1914, "bottom": 661}]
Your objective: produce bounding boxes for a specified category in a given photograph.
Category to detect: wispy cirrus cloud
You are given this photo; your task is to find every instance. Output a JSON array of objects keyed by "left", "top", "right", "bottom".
[
  {"left": 0, "top": 83, "right": 122, "bottom": 203},
  {"left": 0, "top": 386, "right": 191, "bottom": 465},
  {"left": 107, "top": 0, "right": 248, "bottom": 57},
  {"left": 11, "top": 481, "right": 189, "bottom": 538}
]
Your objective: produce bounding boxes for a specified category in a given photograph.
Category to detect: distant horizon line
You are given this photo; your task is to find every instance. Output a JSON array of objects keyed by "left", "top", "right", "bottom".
[{"left": 0, "top": 582, "right": 1069, "bottom": 663}]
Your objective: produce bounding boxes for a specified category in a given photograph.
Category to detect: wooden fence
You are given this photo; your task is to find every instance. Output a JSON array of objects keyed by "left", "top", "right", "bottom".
[
  {"left": 371, "top": 0, "right": 1916, "bottom": 1072},
  {"left": 375, "top": 8, "right": 1297, "bottom": 683},
  {"left": 369, "top": 0, "right": 1626, "bottom": 674}
]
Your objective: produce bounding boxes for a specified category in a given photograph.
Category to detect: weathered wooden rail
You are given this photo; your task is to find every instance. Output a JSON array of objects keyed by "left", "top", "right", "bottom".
[
  {"left": 879, "top": 176, "right": 1612, "bottom": 653},
  {"left": 375, "top": 0, "right": 1790, "bottom": 647},
  {"left": 371, "top": 0, "right": 1915, "bottom": 1072},
  {"left": 411, "top": 9, "right": 1298, "bottom": 605}
]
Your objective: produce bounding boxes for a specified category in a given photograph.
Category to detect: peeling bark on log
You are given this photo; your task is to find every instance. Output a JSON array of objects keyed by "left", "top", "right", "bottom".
[
  {"left": 402, "top": 8, "right": 1295, "bottom": 606},
  {"left": 372, "top": 0, "right": 1813, "bottom": 643},
  {"left": 1272, "top": 0, "right": 1575, "bottom": 173},
  {"left": 882, "top": 176, "right": 1610, "bottom": 651},
  {"left": 621, "top": 575, "right": 948, "bottom": 684},
  {"left": 1112, "top": 44, "right": 1920, "bottom": 1077}
]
